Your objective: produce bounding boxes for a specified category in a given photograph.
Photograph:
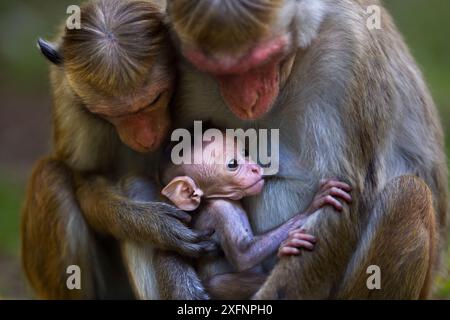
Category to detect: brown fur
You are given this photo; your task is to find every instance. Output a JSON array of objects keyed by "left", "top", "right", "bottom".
[
  {"left": 22, "top": 0, "right": 213, "bottom": 300},
  {"left": 62, "top": 0, "right": 167, "bottom": 96},
  {"left": 168, "top": 0, "right": 283, "bottom": 54},
  {"left": 256, "top": 176, "right": 437, "bottom": 299},
  {"left": 167, "top": 0, "right": 448, "bottom": 299}
]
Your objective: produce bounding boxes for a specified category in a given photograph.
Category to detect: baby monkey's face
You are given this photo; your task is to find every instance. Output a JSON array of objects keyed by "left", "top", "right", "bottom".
[
  {"left": 162, "top": 136, "right": 265, "bottom": 211},
  {"left": 188, "top": 137, "right": 265, "bottom": 200}
]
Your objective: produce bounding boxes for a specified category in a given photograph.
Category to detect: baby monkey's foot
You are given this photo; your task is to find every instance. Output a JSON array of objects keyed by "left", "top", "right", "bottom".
[{"left": 278, "top": 229, "right": 317, "bottom": 258}]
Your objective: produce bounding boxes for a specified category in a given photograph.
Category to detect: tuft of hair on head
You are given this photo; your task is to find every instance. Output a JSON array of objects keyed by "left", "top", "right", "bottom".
[
  {"left": 169, "top": 0, "right": 282, "bottom": 54},
  {"left": 61, "top": 0, "right": 168, "bottom": 96},
  {"left": 159, "top": 125, "right": 223, "bottom": 191}
]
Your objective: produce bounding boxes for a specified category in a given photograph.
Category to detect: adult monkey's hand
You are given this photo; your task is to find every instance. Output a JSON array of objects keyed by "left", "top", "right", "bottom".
[{"left": 76, "top": 175, "right": 217, "bottom": 258}]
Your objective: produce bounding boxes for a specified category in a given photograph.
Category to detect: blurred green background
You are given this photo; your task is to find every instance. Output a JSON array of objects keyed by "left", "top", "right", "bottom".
[{"left": 0, "top": 0, "right": 449, "bottom": 299}]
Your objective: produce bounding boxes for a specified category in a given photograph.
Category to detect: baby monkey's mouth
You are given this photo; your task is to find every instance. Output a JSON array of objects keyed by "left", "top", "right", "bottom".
[{"left": 244, "top": 178, "right": 265, "bottom": 195}]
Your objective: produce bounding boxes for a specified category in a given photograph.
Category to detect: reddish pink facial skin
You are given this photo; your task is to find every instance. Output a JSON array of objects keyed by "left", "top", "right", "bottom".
[
  {"left": 183, "top": 36, "right": 289, "bottom": 120},
  {"left": 217, "top": 61, "right": 280, "bottom": 120},
  {"left": 111, "top": 106, "right": 170, "bottom": 153},
  {"left": 184, "top": 36, "right": 288, "bottom": 75}
]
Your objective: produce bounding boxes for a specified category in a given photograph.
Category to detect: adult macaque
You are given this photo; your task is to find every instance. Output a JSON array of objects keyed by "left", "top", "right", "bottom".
[
  {"left": 167, "top": 0, "right": 447, "bottom": 298},
  {"left": 158, "top": 135, "right": 352, "bottom": 299},
  {"left": 22, "top": 0, "right": 214, "bottom": 299}
]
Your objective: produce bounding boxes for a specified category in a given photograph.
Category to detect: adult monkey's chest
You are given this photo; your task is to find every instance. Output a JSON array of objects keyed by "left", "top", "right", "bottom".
[
  {"left": 174, "top": 69, "right": 320, "bottom": 233},
  {"left": 239, "top": 140, "right": 318, "bottom": 271},
  {"left": 242, "top": 144, "right": 318, "bottom": 235}
]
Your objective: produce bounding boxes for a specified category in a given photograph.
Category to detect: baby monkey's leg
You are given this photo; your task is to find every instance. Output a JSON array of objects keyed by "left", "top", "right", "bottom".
[
  {"left": 205, "top": 231, "right": 317, "bottom": 299},
  {"left": 205, "top": 270, "right": 267, "bottom": 300}
]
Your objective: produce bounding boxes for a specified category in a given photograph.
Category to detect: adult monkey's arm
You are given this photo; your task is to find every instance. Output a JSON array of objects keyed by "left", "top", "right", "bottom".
[
  {"left": 254, "top": 3, "right": 445, "bottom": 298},
  {"left": 255, "top": 175, "right": 437, "bottom": 299},
  {"left": 75, "top": 173, "right": 217, "bottom": 258}
]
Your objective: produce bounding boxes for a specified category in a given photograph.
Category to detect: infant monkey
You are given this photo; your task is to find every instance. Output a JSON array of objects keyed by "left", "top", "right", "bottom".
[{"left": 160, "top": 136, "right": 352, "bottom": 299}]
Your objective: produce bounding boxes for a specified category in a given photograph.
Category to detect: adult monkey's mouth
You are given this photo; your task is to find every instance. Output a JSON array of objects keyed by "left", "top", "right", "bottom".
[{"left": 183, "top": 35, "right": 289, "bottom": 120}]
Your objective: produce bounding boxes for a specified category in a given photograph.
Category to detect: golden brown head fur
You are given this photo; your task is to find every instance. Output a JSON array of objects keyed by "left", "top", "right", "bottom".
[
  {"left": 168, "top": 0, "right": 282, "bottom": 54},
  {"left": 61, "top": 0, "right": 167, "bottom": 96}
]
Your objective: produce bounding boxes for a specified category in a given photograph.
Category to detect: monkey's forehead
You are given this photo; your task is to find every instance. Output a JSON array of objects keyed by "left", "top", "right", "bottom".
[{"left": 194, "top": 139, "right": 244, "bottom": 157}]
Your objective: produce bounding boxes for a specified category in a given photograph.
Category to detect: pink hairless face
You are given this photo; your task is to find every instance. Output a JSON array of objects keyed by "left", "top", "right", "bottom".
[
  {"left": 220, "top": 151, "right": 265, "bottom": 199},
  {"left": 188, "top": 136, "right": 265, "bottom": 200},
  {"left": 183, "top": 35, "right": 290, "bottom": 120},
  {"left": 161, "top": 136, "right": 265, "bottom": 211}
]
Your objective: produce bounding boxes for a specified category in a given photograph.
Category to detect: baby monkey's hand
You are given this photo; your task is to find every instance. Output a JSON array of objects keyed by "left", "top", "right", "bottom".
[
  {"left": 305, "top": 178, "right": 352, "bottom": 214},
  {"left": 278, "top": 229, "right": 317, "bottom": 258}
]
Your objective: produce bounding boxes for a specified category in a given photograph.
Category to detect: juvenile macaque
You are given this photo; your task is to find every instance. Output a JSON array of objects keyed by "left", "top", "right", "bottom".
[{"left": 159, "top": 135, "right": 352, "bottom": 299}]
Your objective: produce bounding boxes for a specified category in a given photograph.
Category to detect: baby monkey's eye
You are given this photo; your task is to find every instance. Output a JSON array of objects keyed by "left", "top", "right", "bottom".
[{"left": 227, "top": 158, "right": 239, "bottom": 171}]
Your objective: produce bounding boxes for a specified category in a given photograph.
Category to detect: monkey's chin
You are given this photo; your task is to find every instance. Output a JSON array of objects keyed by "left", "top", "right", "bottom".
[
  {"left": 124, "top": 138, "right": 162, "bottom": 154},
  {"left": 244, "top": 179, "right": 265, "bottom": 196}
]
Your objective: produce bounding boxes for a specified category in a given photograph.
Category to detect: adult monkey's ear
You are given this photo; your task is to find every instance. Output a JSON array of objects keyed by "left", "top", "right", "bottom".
[
  {"left": 161, "top": 176, "right": 204, "bottom": 211},
  {"left": 37, "top": 38, "right": 63, "bottom": 65}
]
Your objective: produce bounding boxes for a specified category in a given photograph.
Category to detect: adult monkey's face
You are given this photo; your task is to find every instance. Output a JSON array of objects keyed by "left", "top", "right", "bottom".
[{"left": 168, "top": 0, "right": 323, "bottom": 120}]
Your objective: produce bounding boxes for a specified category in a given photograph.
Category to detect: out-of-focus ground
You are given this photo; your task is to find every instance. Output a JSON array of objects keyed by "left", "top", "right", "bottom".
[{"left": 0, "top": 0, "right": 449, "bottom": 299}]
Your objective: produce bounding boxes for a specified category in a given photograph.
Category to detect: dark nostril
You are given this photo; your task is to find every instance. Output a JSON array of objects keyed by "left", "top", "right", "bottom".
[{"left": 250, "top": 93, "right": 260, "bottom": 112}]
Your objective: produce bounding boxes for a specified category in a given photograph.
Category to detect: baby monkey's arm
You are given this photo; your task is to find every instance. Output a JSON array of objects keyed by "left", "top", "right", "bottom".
[
  {"left": 208, "top": 200, "right": 313, "bottom": 272},
  {"left": 202, "top": 200, "right": 314, "bottom": 299},
  {"left": 209, "top": 179, "right": 352, "bottom": 272}
]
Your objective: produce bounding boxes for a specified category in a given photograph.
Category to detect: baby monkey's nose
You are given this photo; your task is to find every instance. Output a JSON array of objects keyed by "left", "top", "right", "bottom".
[{"left": 250, "top": 164, "right": 261, "bottom": 175}]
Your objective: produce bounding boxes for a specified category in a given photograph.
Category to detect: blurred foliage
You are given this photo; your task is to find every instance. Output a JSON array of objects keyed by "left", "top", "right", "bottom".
[
  {"left": 0, "top": 0, "right": 449, "bottom": 298},
  {"left": 0, "top": 0, "right": 76, "bottom": 93},
  {"left": 0, "top": 175, "right": 23, "bottom": 255},
  {"left": 384, "top": 1, "right": 450, "bottom": 140}
]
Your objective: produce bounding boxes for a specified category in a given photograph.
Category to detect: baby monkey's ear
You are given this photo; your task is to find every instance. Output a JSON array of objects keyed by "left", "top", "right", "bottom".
[{"left": 161, "top": 176, "right": 204, "bottom": 211}]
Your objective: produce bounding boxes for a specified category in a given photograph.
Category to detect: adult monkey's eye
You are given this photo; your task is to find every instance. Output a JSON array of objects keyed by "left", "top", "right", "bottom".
[
  {"left": 227, "top": 158, "right": 239, "bottom": 171},
  {"left": 147, "top": 92, "right": 163, "bottom": 108}
]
